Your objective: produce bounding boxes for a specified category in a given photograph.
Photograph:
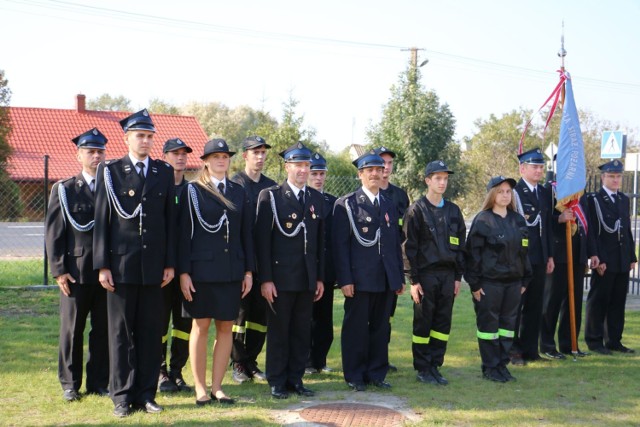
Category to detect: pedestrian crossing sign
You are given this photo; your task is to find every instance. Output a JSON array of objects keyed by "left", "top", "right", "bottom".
[{"left": 601, "top": 131, "right": 625, "bottom": 159}]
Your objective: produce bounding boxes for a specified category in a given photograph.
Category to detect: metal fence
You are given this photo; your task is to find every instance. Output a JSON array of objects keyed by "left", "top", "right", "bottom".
[{"left": 1, "top": 155, "right": 639, "bottom": 295}]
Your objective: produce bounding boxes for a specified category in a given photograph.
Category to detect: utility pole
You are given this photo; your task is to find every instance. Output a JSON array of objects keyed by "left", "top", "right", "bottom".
[{"left": 401, "top": 47, "right": 426, "bottom": 69}]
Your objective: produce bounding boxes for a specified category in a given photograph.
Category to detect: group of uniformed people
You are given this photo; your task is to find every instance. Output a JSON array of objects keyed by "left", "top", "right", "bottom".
[{"left": 46, "top": 109, "right": 636, "bottom": 417}]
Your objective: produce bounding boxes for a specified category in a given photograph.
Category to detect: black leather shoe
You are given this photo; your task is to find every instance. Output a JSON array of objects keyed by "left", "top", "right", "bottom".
[
  {"left": 524, "top": 354, "right": 548, "bottom": 362},
  {"left": 590, "top": 347, "right": 612, "bottom": 355},
  {"left": 560, "top": 349, "right": 589, "bottom": 357},
  {"left": 195, "top": 398, "right": 213, "bottom": 406},
  {"left": 113, "top": 402, "right": 131, "bottom": 418},
  {"left": 510, "top": 353, "right": 526, "bottom": 366},
  {"left": 416, "top": 370, "right": 438, "bottom": 384},
  {"left": 270, "top": 386, "right": 289, "bottom": 399},
  {"left": 159, "top": 373, "right": 178, "bottom": 392},
  {"left": 169, "top": 370, "right": 192, "bottom": 392},
  {"left": 387, "top": 363, "right": 398, "bottom": 372},
  {"left": 371, "top": 380, "right": 392, "bottom": 389},
  {"left": 608, "top": 344, "right": 635, "bottom": 354},
  {"left": 210, "top": 392, "right": 235, "bottom": 404},
  {"left": 249, "top": 365, "right": 267, "bottom": 381},
  {"left": 86, "top": 387, "right": 109, "bottom": 397},
  {"left": 134, "top": 400, "right": 163, "bottom": 414},
  {"left": 483, "top": 368, "right": 507, "bottom": 383},
  {"left": 497, "top": 366, "right": 516, "bottom": 382},
  {"left": 347, "top": 382, "right": 366, "bottom": 392},
  {"left": 543, "top": 350, "right": 567, "bottom": 360},
  {"left": 429, "top": 366, "right": 448, "bottom": 385},
  {"left": 289, "top": 383, "right": 315, "bottom": 397},
  {"left": 63, "top": 389, "right": 80, "bottom": 402}
]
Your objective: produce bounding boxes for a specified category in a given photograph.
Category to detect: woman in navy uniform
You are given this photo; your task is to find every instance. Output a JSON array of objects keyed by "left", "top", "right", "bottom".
[
  {"left": 585, "top": 160, "right": 636, "bottom": 354},
  {"left": 93, "top": 109, "right": 176, "bottom": 417},
  {"left": 255, "top": 142, "right": 325, "bottom": 399},
  {"left": 178, "top": 139, "right": 254, "bottom": 405},
  {"left": 333, "top": 152, "right": 405, "bottom": 391},
  {"left": 466, "top": 176, "right": 532, "bottom": 383},
  {"left": 45, "top": 128, "right": 108, "bottom": 401}
]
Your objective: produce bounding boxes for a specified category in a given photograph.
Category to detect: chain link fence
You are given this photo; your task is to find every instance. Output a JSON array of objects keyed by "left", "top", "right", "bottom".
[{"left": 1, "top": 154, "right": 638, "bottom": 295}]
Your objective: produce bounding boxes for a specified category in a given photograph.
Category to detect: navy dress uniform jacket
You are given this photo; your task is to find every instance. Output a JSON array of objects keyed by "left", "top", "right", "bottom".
[
  {"left": 46, "top": 174, "right": 99, "bottom": 284},
  {"left": 586, "top": 189, "right": 637, "bottom": 271},
  {"left": 255, "top": 182, "right": 325, "bottom": 290},
  {"left": 514, "top": 179, "right": 554, "bottom": 264},
  {"left": 332, "top": 189, "right": 404, "bottom": 291},
  {"left": 93, "top": 156, "right": 176, "bottom": 284},
  {"left": 177, "top": 181, "right": 255, "bottom": 281}
]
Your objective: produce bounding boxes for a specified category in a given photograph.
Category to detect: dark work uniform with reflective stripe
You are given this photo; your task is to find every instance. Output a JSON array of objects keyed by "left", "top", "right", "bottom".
[
  {"left": 46, "top": 174, "right": 108, "bottom": 393},
  {"left": 513, "top": 179, "right": 553, "bottom": 359},
  {"left": 585, "top": 189, "right": 636, "bottom": 351},
  {"left": 230, "top": 171, "right": 277, "bottom": 370},
  {"left": 308, "top": 191, "right": 337, "bottom": 371},
  {"left": 402, "top": 197, "right": 465, "bottom": 371},
  {"left": 93, "top": 156, "right": 176, "bottom": 406},
  {"left": 160, "top": 177, "right": 191, "bottom": 377},
  {"left": 540, "top": 196, "right": 588, "bottom": 354},
  {"left": 465, "top": 209, "right": 532, "bottom": 370},
  {"left": 333, "top": 189, "right": 404, "bottom": 385}
]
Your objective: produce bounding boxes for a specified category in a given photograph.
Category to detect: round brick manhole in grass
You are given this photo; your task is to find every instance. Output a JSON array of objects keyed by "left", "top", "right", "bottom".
[{"left": 300, "top": 402, "right": 405, "bottom": 426}]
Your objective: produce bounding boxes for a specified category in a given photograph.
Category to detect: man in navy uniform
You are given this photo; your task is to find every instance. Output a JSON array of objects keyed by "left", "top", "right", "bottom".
[
  {"left": 255, "top": 142, "right": 325, "bottom": 399},
  {"left": 305, "top": 152, "right": 338, "bottom": 374},
  {"left": 585, "top": 160, "right": 636, "bottom": 354},
  {"left": 45, "top": 128, "right": 109, "bottom": 402},
  {"left": 511, "top": 148, "right": 554, "bottom": 365},
  {"left": 374, "top": 146, "right": 410, "bottom": 372},
  {"left": 93, "top": 109, "right": 176, "bottom": 417},
  {"left": 158, "top": 138, "right": 193, "bottom": 392},
  {"left": 230, "top": 135, "right": 275, "bottom": 383},
  {"left": 333, "top": 151, "right": 405, "bottom": 391}
]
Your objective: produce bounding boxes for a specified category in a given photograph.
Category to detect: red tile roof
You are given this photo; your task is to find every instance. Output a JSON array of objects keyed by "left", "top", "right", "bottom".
[{"left": 7, "top": 105, "right": 208, "bottom": 181}]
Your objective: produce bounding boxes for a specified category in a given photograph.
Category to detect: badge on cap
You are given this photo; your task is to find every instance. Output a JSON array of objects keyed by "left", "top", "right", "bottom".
[
  {"left": 439, "top": 161, "right": 444, "bottom": 166},
  {"left": 177, "top": 139, "right": 184, "bottom": 145},
  {"left": 129, "top": 189, "right": 135, "bottom": 196},
  {"left": 314, "top": 153, "right": 320, "bottom": 159},
  {"left": 92, "top": 129, "right": 98, "bottom": 136},
  {"left": 218, "top": 141, "right": 224, "bottom": 147},
  {"left": 143, "top": 110, "right": 149, "bottom": 117},
  {"left": 297, "top": 142, "right": 302, "bottom": 149},
  {"left": 257, "top": 136, "right": 264, "bottom": 142},
  {"left": 614, "top": 160, "right": 620, "bottom": 166}
]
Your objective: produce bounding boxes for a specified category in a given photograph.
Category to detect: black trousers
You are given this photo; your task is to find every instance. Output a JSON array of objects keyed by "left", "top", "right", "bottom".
[
  {"left": 308, "top": 282, "right": 335, "bottom": 370},
  {"left": 513, "top": 264, "right": 545, "bottom": 358},
  {"left": 412, "top": 270, "right": 455, "bottom": 371},
  {"left": 265, "top": 290, "right": 314, "bottom": 388},
  {"left": 341, "top": 290, "right": 394, "bottom": 385},
  {"left": 474, "top": 282, "right": 521, "bottom": 369},
  {"left": 231, "top": 284, "right": 267, "bottom": 366},
  {"left": 58, "top": 282, "right": 108, "bottom": 392},
  {"left": 107, "top": 283, "right": 162, "bottom": 405},
  {"left": 540, "top": 263, "right": 585, "bottom": 353},
  {"left": 585, "top": 269, "right": 630, "bottom": 350},
  {"left": 160, "top": 278, "right": 191, "bottom": 374}
]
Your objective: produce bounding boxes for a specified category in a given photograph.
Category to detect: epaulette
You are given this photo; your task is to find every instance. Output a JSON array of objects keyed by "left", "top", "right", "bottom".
[
  {"left": 268, "top": 184, "right": 281, "bottom": 191},
  {"left": 59, "top": 176, "right": 74, "bottom": 184},
  {"left": 104, "top": 158, "right": 121, "bottom": 166}
]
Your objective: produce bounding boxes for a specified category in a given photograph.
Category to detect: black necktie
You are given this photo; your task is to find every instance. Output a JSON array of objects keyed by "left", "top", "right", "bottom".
[
  {"left": 298, "top": 191, "right": 304, "bottom": 207},
  {"left": 532, "top": 187, "right": 538, "bottom": 200},
  {"left": 90, "top": 179, "right": 95, "bottom": 193},
  {"left": 373, "top": 197, "right": 380, "bottom": 213},
  {"left": 136, "top": 162, "right": 145, "bottom": 181},
  {"left": 218, "top": 182, "right": 225, "bottom": 195}
]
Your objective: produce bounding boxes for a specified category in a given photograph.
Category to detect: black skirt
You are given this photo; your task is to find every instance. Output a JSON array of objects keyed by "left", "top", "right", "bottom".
[{"left": 182, "top": 280, "right": 242, "bottom": 320}]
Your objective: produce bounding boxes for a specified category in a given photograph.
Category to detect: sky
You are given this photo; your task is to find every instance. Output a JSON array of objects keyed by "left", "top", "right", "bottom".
[{"left": 1, "top": 0, "right": 639, "bottom": 153}]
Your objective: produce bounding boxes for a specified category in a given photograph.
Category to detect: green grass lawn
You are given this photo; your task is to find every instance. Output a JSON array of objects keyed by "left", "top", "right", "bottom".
[
  {"left": 0, "top": 259, "right": 55, "bottom": 287},
  {"left": 0, "top": 285, "right": 638, "bottom": 426}
]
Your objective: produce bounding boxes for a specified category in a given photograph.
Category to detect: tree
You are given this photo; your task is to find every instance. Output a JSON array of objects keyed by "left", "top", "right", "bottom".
[
  {"left": 367, "top": 64, "right": 460, "bottom": 202},
  {"left": 87, "top": 94, "right": 131, "bottom": 111},
  {"left": 0, "top": 69, "right": 23, "bottom": 219},
  {"left": 148, "top": 98, "right": 180, "bottom": 115}
]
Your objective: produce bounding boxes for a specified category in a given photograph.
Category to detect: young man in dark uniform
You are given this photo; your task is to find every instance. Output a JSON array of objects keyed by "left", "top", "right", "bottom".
[
  {"left": 374, "top": 146, "right": 410, "bottom": 372},
  {"left": 255, "top": 142, "right": 325, "bottom": 399},
  {"left": 585, "top": 160, "right": 636, "bottom": 354},
  {"left": 540, "top": 194, "right": 589, "bottom": 358},
  {"left": 511, "top": 148, "right": 554, "bottom": 365},
  {"left": 93, "top": 109, "right": 176, "bottom": 417},
  {"left": 333, "top": 151, "right": 405, "bottom": 391},
  {"left": 403, "top": 160, "right": 465, "bottom": 385},
  {"left": 46, "top": 128, "right": 109, "bottom": 402},
  {"left": 230, "top": 135, "right": 275, "bottom": 383},
  {"left": 305, "top": 152, "right": 338, "bottom": 374},
  {"left": 158, "top": 138, "right": 194, "bottom": 392}
]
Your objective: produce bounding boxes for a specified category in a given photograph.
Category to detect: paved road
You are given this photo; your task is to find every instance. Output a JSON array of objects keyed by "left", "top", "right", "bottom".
[{"left": 0, "top": 222, "right": 45, "bottom": 257}]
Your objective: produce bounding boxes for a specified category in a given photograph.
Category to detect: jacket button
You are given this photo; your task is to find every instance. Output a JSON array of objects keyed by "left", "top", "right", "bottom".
[
  {"left": 224, "top": 249, "right": 228, "bottom": 253},
  {"left": 143, "top": 245, "right": 147, "bottom": 249},
  {"left": 143, "top": 197, "right": 147, "bottom": 201}
]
